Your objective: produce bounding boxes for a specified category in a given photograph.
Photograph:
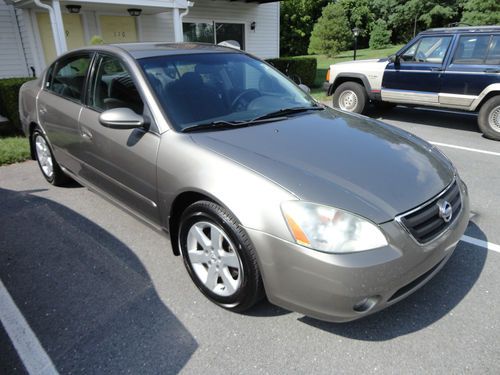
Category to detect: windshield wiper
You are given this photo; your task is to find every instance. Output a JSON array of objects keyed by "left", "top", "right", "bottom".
[
  {"left": 251, "top": 105, "right": 325, "bottom": 122},
  {"left": 181, "top": 117, "right": 288, "bottom": 133},
  {"left": 182, "top": 120, "right": 246, "bottom": 133}
]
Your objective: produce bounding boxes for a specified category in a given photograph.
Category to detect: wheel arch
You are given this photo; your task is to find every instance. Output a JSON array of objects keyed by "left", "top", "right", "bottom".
[
  {"left": 328, "top": 73, "right": 373, "bottom": 98},
  {"left": 474, "top": 91, "right": 500, "bottom": 112},
  {"left": 28, "top": 122, "right": 40, "bottom": 160},
  {"left": 168, "top": 190, "right": 241, "bottom": 256}
]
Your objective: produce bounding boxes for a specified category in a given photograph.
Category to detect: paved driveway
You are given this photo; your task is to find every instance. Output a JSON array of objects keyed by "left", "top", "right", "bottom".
[{"left": 1, "top": 106, "right": 499, "bottom": 374}]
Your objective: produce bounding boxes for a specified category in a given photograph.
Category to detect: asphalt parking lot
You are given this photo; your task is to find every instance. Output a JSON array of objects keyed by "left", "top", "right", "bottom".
[{"left": 1, "top": 106, "right": 500, "bottom": 374}]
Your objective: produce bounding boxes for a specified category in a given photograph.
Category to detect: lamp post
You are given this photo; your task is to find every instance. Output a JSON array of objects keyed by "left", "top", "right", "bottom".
[{"left": 352, "top": 27, "right": 360, "bottom": 61}]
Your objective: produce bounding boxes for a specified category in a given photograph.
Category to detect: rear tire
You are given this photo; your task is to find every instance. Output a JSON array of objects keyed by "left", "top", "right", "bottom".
[
  {"left": 478, "top": 95, "right": 500, "bottom": 141},
  {"left": 32, "top": 127, "right": 70, "bottom": 186},
  {"left": 178, "top": 200, "right": 264, "bottom": 312},
  {"left": 332, "top": 82, "right": 368, "bottom": 114}
]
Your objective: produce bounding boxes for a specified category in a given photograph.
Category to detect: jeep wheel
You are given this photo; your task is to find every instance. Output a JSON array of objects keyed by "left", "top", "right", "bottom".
[
  {"left": 332, "top": 82, "right": 368, "bottom": 114},
  {"left": 478, "top": 96, "right": 500, "bottom": 141}
]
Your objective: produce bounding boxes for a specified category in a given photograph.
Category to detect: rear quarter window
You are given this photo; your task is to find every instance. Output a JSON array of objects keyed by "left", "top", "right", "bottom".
[
  {"left": 486, "top": 35, "right": 500, "bottom": 65},
  {"left": 453, "top": 35, "right": 491, "bottom": 64}
]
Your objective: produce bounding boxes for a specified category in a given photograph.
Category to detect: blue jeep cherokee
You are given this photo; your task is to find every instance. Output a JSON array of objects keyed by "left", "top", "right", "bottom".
[{"left": 326, "top": 26, "right": 500, "bottom": 140}]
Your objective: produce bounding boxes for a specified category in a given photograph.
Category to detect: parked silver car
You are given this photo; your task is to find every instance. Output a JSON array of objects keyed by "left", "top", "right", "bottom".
[{"left": 19, "top": 43, "right": 469, "bottom": 322}]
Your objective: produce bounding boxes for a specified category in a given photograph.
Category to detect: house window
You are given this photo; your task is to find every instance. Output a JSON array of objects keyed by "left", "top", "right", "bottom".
[{"left": 183, "top": 22, "right": 245, "bottom": 50}]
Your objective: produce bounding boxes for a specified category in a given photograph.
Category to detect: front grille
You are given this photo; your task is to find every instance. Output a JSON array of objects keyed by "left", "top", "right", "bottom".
[{"left": 398, "top": 180, "right": 461, "bottom": 244}]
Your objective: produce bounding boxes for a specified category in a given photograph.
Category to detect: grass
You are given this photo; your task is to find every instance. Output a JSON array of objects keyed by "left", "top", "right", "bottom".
[
  {"left": 0, "top": 136, "right": 31, "bottom": 166},
  {"left": 295, "top": 45, "right": 404, "bottom": 102}
]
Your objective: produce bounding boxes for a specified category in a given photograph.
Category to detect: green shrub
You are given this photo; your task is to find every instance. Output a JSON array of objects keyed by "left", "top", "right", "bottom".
[
  {"left": 266, "top": 57, "right": 317, "bottom": 87},
  {"left": 0, "top": 137, "right": 30, "bottom": 166},
  {"left": 369, "top": 20, "right": 392, "bottom": 50},
  {"left": 0, "top": 77, "right": 35, "bottom": 135},
  {"left": 308, "top": 3, "right": 352, "bottom": 57}
]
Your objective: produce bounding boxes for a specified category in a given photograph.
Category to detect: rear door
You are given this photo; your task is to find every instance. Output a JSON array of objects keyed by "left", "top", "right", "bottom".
[
  {"left": 440, "top": 33, "right": 500, "bottom": 108},
  {"left": 78, "top": 53, "right": 161, "bottom": 224},
  {"left": 37, "top": 53, "right": 93, "bottom": 173},
  {"left": 382, "top": 35, "right": 453, "bottom": 105}
]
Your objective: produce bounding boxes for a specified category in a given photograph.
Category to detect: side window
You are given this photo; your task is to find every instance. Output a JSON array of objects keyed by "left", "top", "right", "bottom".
[
  {"left": 401, "top": 36, "right": 452, "bottom": 64},
  {"left": 453, "top": 35, "right": 491, "bottom": 64},
  {"left": 486, "top": 35, "right": 500, "bottom": 65},
  {"left": 48, "top": 54, "right": 91, "bottom": 102},
  {"left": 88, "top": 55, "right": 144, "bottom": 114}
]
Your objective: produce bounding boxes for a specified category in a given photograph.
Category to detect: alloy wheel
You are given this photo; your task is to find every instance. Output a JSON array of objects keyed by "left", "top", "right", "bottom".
[
  {"left": 488, "top": 105, "right": 500, "bottom": 132},
  {"left": 35, "top": 135, "right": 54, "bottom": 178},
  {"left": 186, "top": 221, "right": 243, "bottom": 297},
  {"left": 338, "top": 90, "right": 358, "bottom": 112}
]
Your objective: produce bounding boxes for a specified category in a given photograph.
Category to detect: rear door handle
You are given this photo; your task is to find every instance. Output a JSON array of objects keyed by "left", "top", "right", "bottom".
[
  {"left": 484, "top": 68, "right": 500, "bottom": 73},
  {"left": 430, "top": 67, "right": 443, "bottom": 72}
]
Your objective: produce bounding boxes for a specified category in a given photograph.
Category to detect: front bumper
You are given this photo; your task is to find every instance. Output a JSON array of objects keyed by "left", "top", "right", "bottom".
[{"left": 246, "top": 184, "right": 470, "bottom": 323}]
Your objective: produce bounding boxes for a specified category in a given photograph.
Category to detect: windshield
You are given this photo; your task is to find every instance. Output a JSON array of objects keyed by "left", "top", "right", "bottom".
[{"left": 138, "top": 53, "right": 316, "bottom": 131}]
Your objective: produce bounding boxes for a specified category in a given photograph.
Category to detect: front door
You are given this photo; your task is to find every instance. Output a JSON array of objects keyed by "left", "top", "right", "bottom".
[
  {"left": 36, "top": 13, "right": 86, "bottom": 64},
  {"left": 99, "top": 16, "right": 138, "bottom": 44},
  {"left": 78, "top": 53, "right": 160, "bottom": 223},
  {"left": 382, "top": 35, "right": 453, "bottom": 105}
]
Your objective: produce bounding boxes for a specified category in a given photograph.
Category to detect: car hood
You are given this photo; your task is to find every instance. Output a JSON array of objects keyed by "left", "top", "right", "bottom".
[{"left": 191, "top": 109, "right": 454, "bottom": 223}]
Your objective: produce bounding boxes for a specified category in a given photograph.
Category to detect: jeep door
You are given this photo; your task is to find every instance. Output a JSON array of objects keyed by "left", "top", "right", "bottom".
[
  {"left": 382, "top": 35, "right": 453, "bottom": 105},
  {"left": 77, "top": 53, "right": 161, "bottom": 224},
  {"left": 440, "top": 34, "right": 500, "bottom": 108}
]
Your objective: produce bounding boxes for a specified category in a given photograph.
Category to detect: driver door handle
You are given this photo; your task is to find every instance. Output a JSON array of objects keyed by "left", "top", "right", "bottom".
[
  {"left": 430, "top": 67, "right": 443, "bottom": 72},
  {"left": 81, "top": 127, "right": 93, "bottom": 140}
]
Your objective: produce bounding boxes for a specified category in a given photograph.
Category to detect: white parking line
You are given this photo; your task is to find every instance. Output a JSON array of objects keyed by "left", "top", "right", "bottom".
[
  {"left": 430, "top": 141, "right": 500, "bottom": 157},
  {"left": 461, "top": 235, "right": 500, "bottom": 254},
  {"left": 0, "top": 279, "right": 59, "bottom": 375}
]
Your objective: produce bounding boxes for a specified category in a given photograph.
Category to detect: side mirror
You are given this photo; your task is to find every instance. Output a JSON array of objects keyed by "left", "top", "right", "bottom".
[
  {"left": 388, "top": 54, "right": 400, "bottom": 64},
  {"left": 99, "top": 108, "right": 148, "bottom": 129},
  {"left": 298, "top": 84, "right": 311, "bottom": 94}
]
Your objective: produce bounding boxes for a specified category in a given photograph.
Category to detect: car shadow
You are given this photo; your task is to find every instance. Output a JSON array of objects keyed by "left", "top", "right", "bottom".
[
  {"left": 369, "top": 105, "right": 480, "bottom": 134},
  {"left": 0, "top": 187, "right": 197, "bottom": 373},
  {"left": 298, "top": 220, "right": 487, "bottom": 341}
]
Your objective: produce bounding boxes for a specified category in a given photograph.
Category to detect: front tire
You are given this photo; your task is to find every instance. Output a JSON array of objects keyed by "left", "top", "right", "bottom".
[
  {"left": 178, "top": 201, "right": 264, "bottom": 312},
  {"left": 32, "top": 127, "right": 70, "bottom": 186},
  {"left": 332, "top": 82, "right": 368, "bottom": 114},
  {"left": 478, "top": 96, "right": 500, "bottom": 141}
]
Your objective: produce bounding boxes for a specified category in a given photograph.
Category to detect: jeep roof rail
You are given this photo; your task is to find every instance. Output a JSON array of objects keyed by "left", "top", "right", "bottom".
[{"left": 420, "top": 25, "right": 500, "bottom": 34}]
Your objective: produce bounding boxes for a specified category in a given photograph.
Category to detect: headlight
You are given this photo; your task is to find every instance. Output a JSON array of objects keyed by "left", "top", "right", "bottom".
[{"left": 281, "top": 201, "right": 388, "bottom": 253}]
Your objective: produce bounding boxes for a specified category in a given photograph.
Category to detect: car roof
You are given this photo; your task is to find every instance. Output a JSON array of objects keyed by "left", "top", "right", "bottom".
[
  {"left": 419, "top": 25, "right": 500, "bottom": 35},
  {"left": 110, "top": 42, "right": 242, "bottom": 59}
]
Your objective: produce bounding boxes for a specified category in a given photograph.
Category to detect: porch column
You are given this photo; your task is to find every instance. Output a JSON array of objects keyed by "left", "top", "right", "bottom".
[
  {"left": 172, "top": 8, "right": 183, "bottom": 43},
  {"left": 51, "top": 0, "right": 67, "bottom": 53}
]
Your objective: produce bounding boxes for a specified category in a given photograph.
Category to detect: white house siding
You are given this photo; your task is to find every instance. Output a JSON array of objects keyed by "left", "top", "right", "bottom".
[
  {"left": 0, "top": 1, "right": 32, "bottom": 78},
  {"left": 140, "top": 0, "right": 280, "bottom": 59},
  {"left": 187, "top": 0, "right": 280, "bottom": 59}
]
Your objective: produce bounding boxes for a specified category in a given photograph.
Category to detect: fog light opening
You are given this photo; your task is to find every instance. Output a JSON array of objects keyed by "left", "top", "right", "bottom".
[{"left": 353, "top": 296, "right": 380, "bottom": 313}]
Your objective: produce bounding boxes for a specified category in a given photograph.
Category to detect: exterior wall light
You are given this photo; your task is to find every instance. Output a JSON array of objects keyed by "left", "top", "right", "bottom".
[
  {"left": 127, "top": 8, "right": 142, "bottom": 17},
  {"left": 66, "top": 5, "right": 81, "bottom": 14},
  {"left": 250, "top": 22, "right": 256, "bottom": 31}
]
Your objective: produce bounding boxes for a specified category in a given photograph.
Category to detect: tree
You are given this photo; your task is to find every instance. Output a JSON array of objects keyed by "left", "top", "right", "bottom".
[
  {"left": 369, "top": 20, "right": 392, "bottom": 49},
  {"left": 308, "top": 3, "right": 352, "bottom": 57},
  {"left": 338, "top": 0, "right": 375, "bottom": 48},
  {"left": 461, "top": 0, "right": 500, "bottom": 25},
  {"left": 280, "top": 0, "right": 330, "bottom": 56},
  {"left": 388, "top": 0, "right": 461, "bottom": 41}
]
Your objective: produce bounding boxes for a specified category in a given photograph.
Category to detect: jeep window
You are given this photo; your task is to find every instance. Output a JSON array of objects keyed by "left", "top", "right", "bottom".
[
  {"left": 453, "top": 35, "right": 491, "bottom": 64},
  {"left": 485, "top": 35, "right": 500, "bottom": 65},
  {"left": 400, "top": 36, "right": 452, "bottom": 64}
]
